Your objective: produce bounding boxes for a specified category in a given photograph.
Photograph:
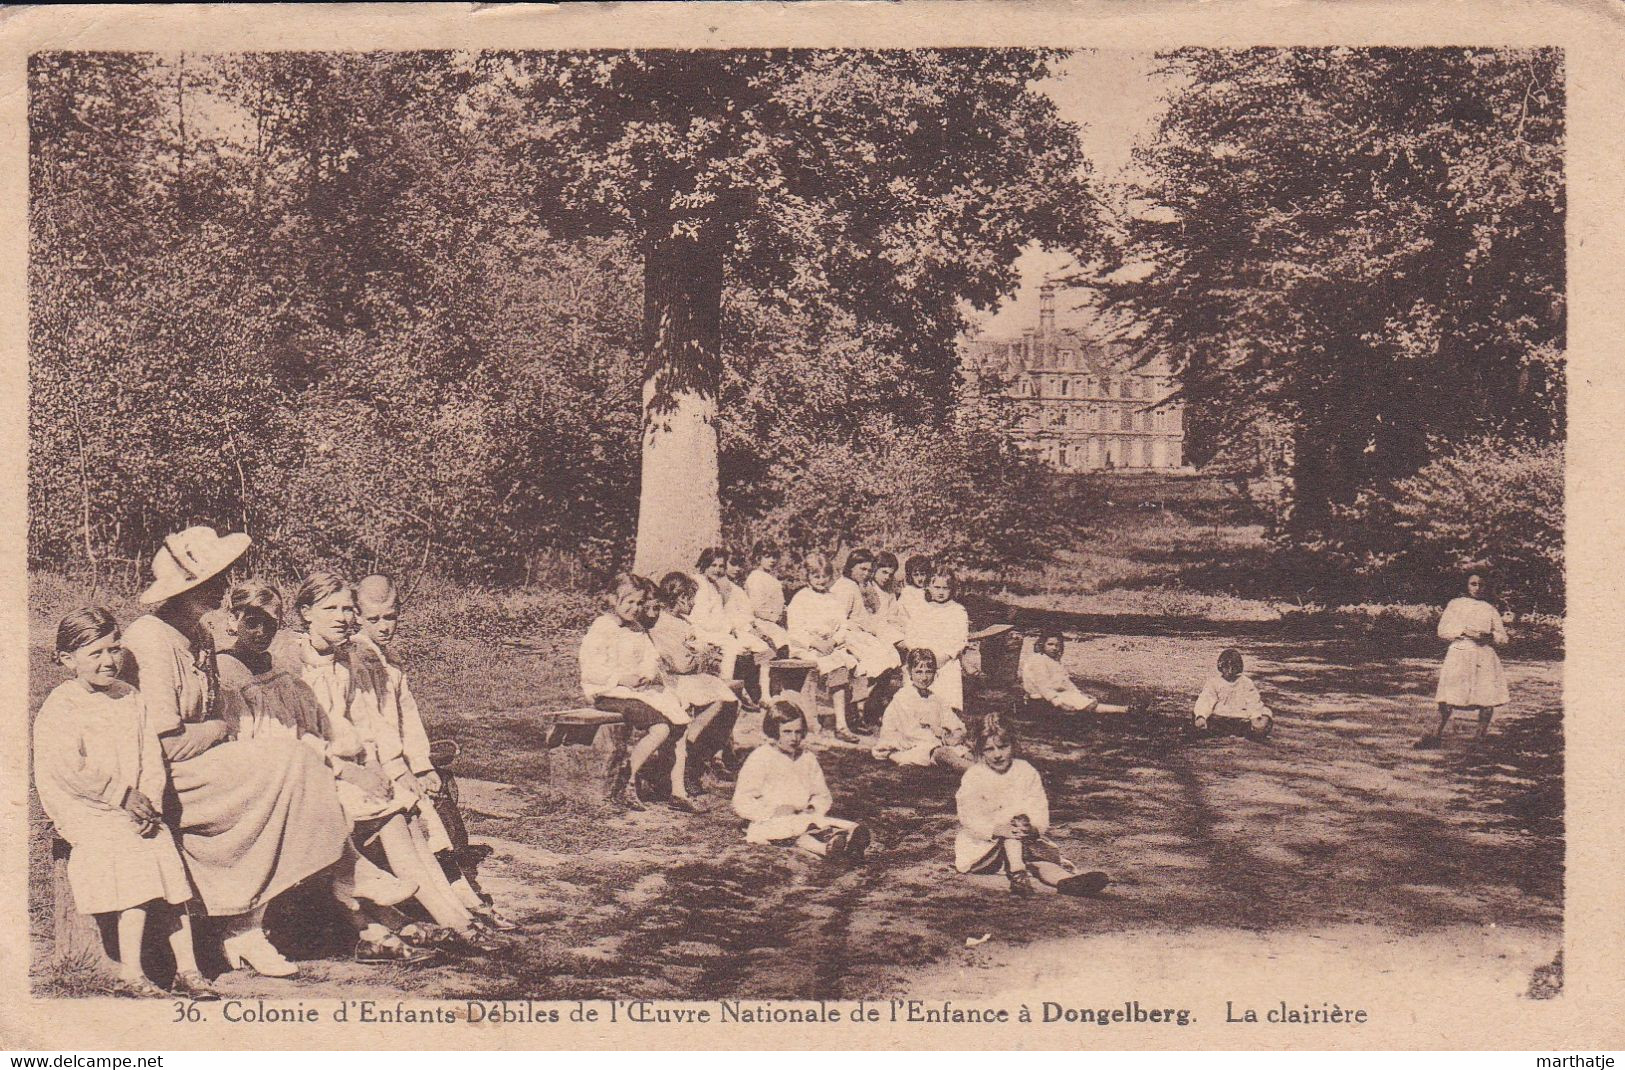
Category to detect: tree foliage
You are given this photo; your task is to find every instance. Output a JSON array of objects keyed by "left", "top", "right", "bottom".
[{"left": 1100, "top": 48, "right": 1564, "bottom": 575}]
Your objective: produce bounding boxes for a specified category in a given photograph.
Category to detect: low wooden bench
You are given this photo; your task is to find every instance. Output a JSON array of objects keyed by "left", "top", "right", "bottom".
[
  {"left": 764, "top": 657, "right": 857, "bottom": 732},
  {"left": 49, "top": 834, "right": 179, "bottom": 982},
  {"left": 968, "top": 623, "right": 1023, "bottom": 693},
  {"left": 506, "top": 707, "right": 629, "bottom": 801}
]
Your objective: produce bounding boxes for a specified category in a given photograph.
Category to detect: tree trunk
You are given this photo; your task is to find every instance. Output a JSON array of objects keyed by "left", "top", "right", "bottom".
[{"left": 633, "top": 223, "right": 724, "bottom": 579}]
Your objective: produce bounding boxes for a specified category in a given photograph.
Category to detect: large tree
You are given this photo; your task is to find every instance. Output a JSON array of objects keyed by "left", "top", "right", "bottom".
[
  {"left": 496, "top": 50, "right": 1099, "bottom": 577},
  {"left": 1101, "top": 48, "right": 1564, "bottom": 543}
]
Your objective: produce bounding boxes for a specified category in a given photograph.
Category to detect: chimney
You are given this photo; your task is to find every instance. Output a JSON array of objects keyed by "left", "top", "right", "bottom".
[{"left": 1039, "top": 282, "right": 1057, "bottom": 338}]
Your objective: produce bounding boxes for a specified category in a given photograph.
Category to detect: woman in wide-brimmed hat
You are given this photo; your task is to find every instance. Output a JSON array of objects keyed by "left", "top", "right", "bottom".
[{"left": 120, "top": 527, "right": 348, "bottom": 978}]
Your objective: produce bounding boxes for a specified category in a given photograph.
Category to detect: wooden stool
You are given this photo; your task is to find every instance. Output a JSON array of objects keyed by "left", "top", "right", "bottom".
[
  {"left": 49, "top": 835, "right": 176, "bottom": 982},
  {"left": 765, "top": 658, "right": 852, "bottom": 732},
  {"left": 511, "top": 708, "right": 628, "bottom": 801}
]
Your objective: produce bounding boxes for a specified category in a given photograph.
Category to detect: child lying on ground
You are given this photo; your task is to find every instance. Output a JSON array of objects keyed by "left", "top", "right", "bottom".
[
  {"left": 1193, "top": 648, "right": 1273, "bottom": 734},
  {"left": 871, "top": 648, "right": 972, "bottom": 771},
  {"left": 954, "top": 716, "right": 1109, "bottom": 898},
  {"left": 1020, "top": 632, "right": 1134, "bottom": 715},
  {"left": 732, "top": 699, "right": 871, "bottom": 862}
]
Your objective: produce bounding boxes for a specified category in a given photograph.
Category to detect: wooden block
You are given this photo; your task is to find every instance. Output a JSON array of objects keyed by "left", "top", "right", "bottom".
[
  {"left": 508, "top": 708, "right": 630, "bottom": 801},
  {"left": 50, "top": 836, "right": 174, "bottom": 983}
]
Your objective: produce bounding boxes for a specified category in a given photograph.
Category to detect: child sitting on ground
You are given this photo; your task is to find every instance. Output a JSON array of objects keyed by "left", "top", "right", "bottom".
[
  {"left": 1193, "top": 648, "right": 1273, "bottom": 735},
  {"left": 652, "top": 571, "right": 741, "bottom": 806},
  {"left": 353, "top": 575, "right": 517, "bottom": 931},
  {"left": 35, "top": 608, "right": 220, "bottom": 999},
  {"left": 1020, "top": 632, "right": 1134, "bottom": 715},
  {"left": 732, "top": 699, "right": 871, "bottom": 862},
  {"left": 872, "top": 649, "right": 972, "bottom": 771},
  {"left": 579, "top": 573, "right": 692, "bottom": 812},
  {"left": 954, "top": 715, "right": 1109, "bottom": 898}
]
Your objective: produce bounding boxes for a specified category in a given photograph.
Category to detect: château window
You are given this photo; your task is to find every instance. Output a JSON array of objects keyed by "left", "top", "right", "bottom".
[{"left": 1060, "top": 379, "right": 1070, "bottom": 397}]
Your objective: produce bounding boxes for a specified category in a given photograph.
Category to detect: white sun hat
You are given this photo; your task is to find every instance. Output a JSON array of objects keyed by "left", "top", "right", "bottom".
[{"left": 139, "top": 526, "right": 252, "bottom": 605}]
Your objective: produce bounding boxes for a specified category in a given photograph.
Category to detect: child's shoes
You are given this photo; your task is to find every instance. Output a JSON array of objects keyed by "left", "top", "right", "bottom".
[
  {"left": 1007, "top": 870, "right": 1036, "bottom": 898},
  {"left": 1056, "top": 871, "right": 1111, "bottom": 897}
]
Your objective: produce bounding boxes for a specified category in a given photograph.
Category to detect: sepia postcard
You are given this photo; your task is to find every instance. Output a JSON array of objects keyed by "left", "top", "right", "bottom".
[{"left": 2, "top": 0, "right": 1623, "bottom": 1053}]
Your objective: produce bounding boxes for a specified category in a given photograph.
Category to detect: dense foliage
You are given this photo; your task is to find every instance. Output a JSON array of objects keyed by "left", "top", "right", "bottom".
[{"left": 30, "top": 51, "right": 1084, "bottom": 584}]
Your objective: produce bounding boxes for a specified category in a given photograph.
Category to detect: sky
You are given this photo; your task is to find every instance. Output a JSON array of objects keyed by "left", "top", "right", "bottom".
[{"left": 970, "top": 50, "right": 1178, "bottom": 340}]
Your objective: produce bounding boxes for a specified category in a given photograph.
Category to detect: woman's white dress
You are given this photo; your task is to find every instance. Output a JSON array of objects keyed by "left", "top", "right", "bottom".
[
  {"left": 1434, "top": 596, "right": 1510, "bottom": 708},
  {"left": 33, "top": 680, "right": 193, "bottom": 914},
  {"left": 578, "top": 613, "right": 690, "bottom": 725},
  {"left": 954, "top": 758, "right": 1050, "bottom": 873},
  {"left": 902, "top": 598, "right": 970, "bottom": 711}
]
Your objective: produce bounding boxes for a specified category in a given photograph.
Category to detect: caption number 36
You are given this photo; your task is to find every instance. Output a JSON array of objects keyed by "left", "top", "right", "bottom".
[{"left": 172, "top": 1000, "right": 204, "bottom": 1023}]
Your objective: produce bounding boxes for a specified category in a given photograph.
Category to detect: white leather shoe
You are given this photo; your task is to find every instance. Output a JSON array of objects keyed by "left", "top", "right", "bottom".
[{"left": 222, "top": 929, "right": 298, "bottom": 978}]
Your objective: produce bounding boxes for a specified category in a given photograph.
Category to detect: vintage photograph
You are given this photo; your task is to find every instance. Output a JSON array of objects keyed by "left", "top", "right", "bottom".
[{"left": 24, "top": 37, "right": 1567, "bottom": 1024}]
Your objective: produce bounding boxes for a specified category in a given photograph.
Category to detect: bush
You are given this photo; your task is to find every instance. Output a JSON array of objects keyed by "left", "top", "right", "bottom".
[{"left": 1342, "top": 436, "right": 1563, "bottom": 613}]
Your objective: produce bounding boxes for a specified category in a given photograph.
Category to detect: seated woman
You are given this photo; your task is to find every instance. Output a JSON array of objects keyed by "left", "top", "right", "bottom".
[
  {"left": 120, "top": 527, "right": 348, "bottom": 980},
  {"left": 785, "top": 552, "right": 865, "bottom": 743},
  {"left": 954, "top": 716, "right": 1108, "bottom": 898},
  {"left": 578, "top": 573, "right": 692, "bottom": 812},
  {"left": 217, "top": 581, "right": 437, "bottom": 966},
  {"left": 693, "top": 546, "right": 774, "bottom": 685},
  {"left": 651, "top": 571, "right": 739, "bottom": 810},
  {"left": 830, "top": 549, "right": 904, "bottom": 680},
  {"left": 276, "top": 572, "right": 500, "bottom": 952},
  {"left": 1020, "top": 632, "right": 1133, "bottom": 715},
  {"left": 871, "top": 649, "right": 972, "bottom": 771},
  {"left": 732, "top": 699, "right": 871, "bottom": 862}
]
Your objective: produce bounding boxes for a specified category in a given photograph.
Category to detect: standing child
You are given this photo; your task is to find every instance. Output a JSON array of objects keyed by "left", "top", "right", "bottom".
[
  {"left": 352, "top": 575, "right": 517, "bottom": 931},
  {"left": 786, "top": 552, "right": 864, "bottom": 743},
  {"left": 872, "top": 649, "right": 972, "bottom": 771},
  {"left": 579, "top": 573, "right": 691, "bottom": 811},
  {"left": 902, "top": 569, "right": 970, "bottom": 714},
  {"left": 34, "top": 609, "right": 219, "bottom": 999},
  {"left": 1021, "top": 632, "right": 1134, "bottom": 715},
  {"left": 1192, "top": 649, "right": 1273, "bottom": 735},
  {"left": 732, "top": 699, "right": 871, "bottom": 861},
  {"left": 652, "top": 571, "right": 740, "bottom": 809},
  {"left": 1419, "top": 571, "right": 1510, "bottom": 748},
  {"left": 954, "top": 716, "right": 1109, "bottom": 898}
]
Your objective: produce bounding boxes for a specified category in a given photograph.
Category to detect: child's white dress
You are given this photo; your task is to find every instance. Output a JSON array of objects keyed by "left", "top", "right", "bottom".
[
  {"left": 731, "top": 744, "right": 853, "bottom": 843},
  {"left": 861, "top": 582, "right": 907, "bottom": 648},
  {"left": 897, "top": 586, "right": 928, "bottom": 629},
  {"left": 33, "top": 680, "right": 193, "bottom": 914},
  {"left": 786, "top": 587, "right": 863, "bottom": 677},
  {"left": 693, "top": 575, "right": 772, "bottom": 677},
  {"left": 1193, "top": 673, "right": 1271, "bottom": 725},
  {"left": 872, "top": 686, "right": 968, "bottom": 766},
  {"left": 830, "top": 577, "right": 902, "bottom": 677},
  {"left": 350, "top": 638, "right": 456, "bottom": 855},
  {"left": 954, "top": 758, "right": 1051, "bottom": 873},
  {"left": 578, "top": 613, "right": 691, "bottom": 725},
  {"left": 1434, "top": 597, "right": 1510, "bottom": 708},
  {"left": 651, "top": 612, "right": 739, "bottom": 708},
  {"left": 902, "top": 598, "right": 970, "bottom": 711},
  {"left": 1021, "top": 653, "right": 1098, "bottom": 712}
]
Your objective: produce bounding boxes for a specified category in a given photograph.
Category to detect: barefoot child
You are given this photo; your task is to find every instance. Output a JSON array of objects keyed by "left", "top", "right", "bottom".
[
  {"left": 1192, "top": 649, "right": 1273, "bottom": 734},
  {"left": 652, "top": 571, "right": 739, "bottom": 809},
  {"left": 902, "top": 569, "right": 970, "bottom": 714},
  {"left": 1021, "top": 632, "right": 1134, "bottom": 715},
  {"left": 34, "top": 609, "right": 219, "bottom": 998},
  {"left": 954, "top": 716, "right": 1108, "bottom": 898},
  {"left": 872, "top": 649, "right": 972, "bottom": 771},
  {"left": 786, "top": 552, "right": 864, "bottom": 743},
  {"left": 732, "top": 699, "right": 871, "bottom": 861},
  {"left": 353, "top": 575, "right": 517, "bottom": 931},
  {"left": 579, "top": 573, "right": 691, "bottom": 811}
]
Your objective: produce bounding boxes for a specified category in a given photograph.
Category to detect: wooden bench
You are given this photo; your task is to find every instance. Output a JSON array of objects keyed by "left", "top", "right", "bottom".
[
  {"left": 49, "top": 835, "right": 178, "bottom": 983},
  {"left": 968, "top": 623, "right": 1023, "bottom": 693},
  {"left": 764, "top": 657, "right": 857, "bottom": 733},
  {"left": 505, "top": 707, "right": 629, "bottom": 801}
]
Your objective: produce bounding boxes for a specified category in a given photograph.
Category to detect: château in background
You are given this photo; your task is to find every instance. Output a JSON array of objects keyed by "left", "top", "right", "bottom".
[{"left": 964, "top": 284, "right": 1186, "bottom": 473}]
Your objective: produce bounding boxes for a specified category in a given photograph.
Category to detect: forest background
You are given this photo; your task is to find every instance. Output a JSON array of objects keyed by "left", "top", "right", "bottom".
[{"left": 28, "top": 48, "right": 1565, "bottom": 614}]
